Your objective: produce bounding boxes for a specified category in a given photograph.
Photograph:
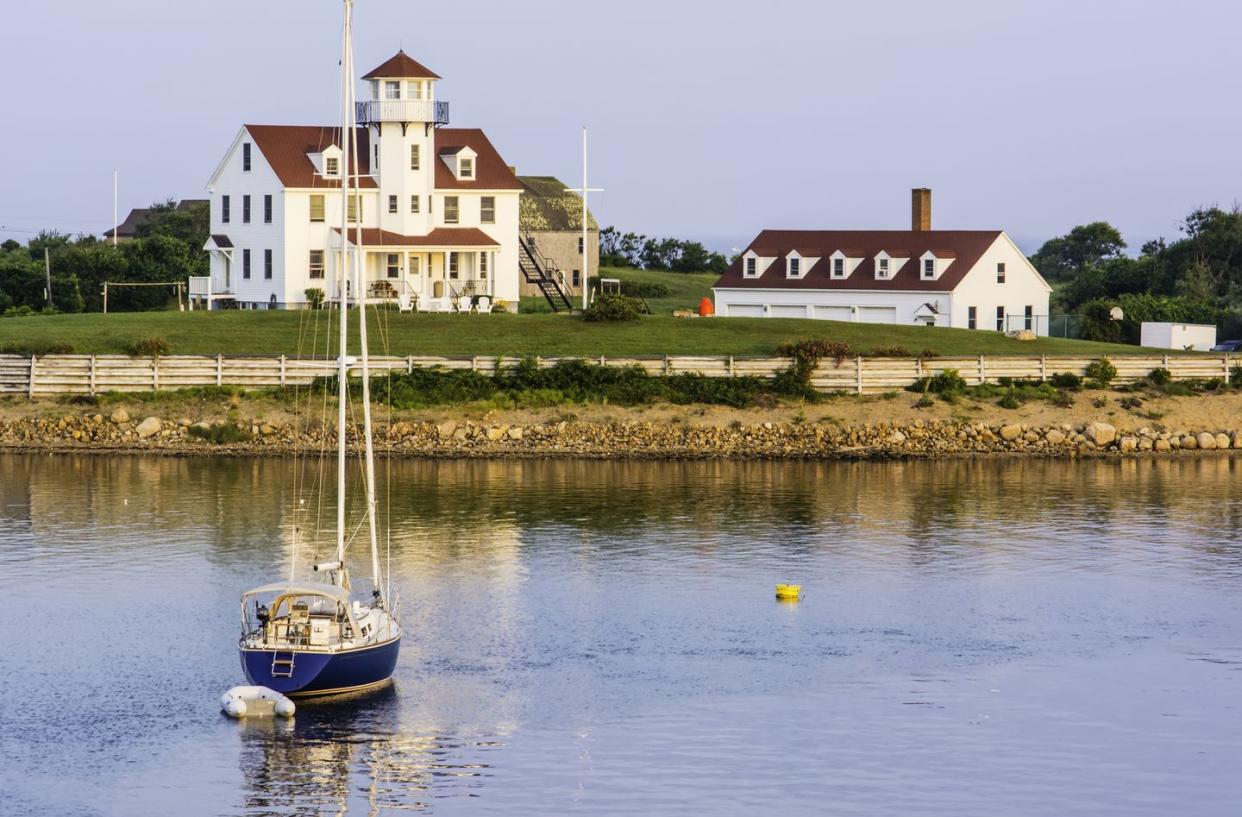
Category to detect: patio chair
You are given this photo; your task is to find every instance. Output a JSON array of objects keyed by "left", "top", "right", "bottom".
[
  {"left": 475, "top": 296, "right": 492, "bottom": 315},
  {"left": 398, "top": 293, "right": 413, "bottom": 313}
]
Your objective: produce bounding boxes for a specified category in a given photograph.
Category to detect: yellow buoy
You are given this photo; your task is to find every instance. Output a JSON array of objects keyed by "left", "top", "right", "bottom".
[{"left": 775, "top": 584, "right": 802, "bottom": 601}]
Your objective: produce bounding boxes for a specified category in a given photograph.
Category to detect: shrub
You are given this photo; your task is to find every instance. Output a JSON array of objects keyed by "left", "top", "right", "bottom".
[
  {"left": 907, "top": 368, "right": 967, "bottom": 394},
  {"left": 126, "top": 335, "right": 171, "bottom": 357},
  {"left": 187, "top": 422, "right": 252, "bottom": 444},
  {"left": 1052, "top": 389, "right": 1075, "bottom": 408},
  {"left": 997, "top": 389, "right": 1022, "bottom": 409},
  {"left": 583, "top": 294, "right": 644, "bottom": 322},
  {"left": 1084, "top": 357, "right": 1117, "bottom": 388},
  {"left": 1231, "top": 366, "right": 1242, "bottom": 387},
  {"left": 0, "top": 340, "right": 74, "bottom": 355},
  {"left": 868, "top": 346, "right": 912, "bottom": 358},
  {"left": 3, "top": 305, "right": 36, "bottom": 318},
  {"left": 918, "top": 349, "right": 941, "bottom": 359},
  {"left": 1119, "top": 396, "right": 1143, "bottom": 410},
  {"left": 305, "top": 288, "right": 325, "bottom": 308},
  {"left": 776, "top": 339, "right": 854, "bottom": 366},
  {"left": 914, "top": 394, "right": 935, "bottom": 409},
  {"left": 1147, "top": 367, "right": 1172, "bottom": 387},
  {"left": 1049, "top": 371, "right": 1082, "bottom": 390}
]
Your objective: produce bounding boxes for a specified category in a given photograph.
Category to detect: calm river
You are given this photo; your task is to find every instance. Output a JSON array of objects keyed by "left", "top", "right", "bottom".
[{"left": 1, "top": 454, "right": 1240, "bottom": 816}]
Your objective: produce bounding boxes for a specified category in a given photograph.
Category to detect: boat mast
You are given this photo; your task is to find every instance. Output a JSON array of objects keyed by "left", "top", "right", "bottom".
[{"left": 334, "top": 0, "right": 353, "bottom": 576}]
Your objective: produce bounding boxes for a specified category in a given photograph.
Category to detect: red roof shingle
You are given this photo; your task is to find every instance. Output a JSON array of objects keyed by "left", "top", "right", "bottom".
[
  {"left": 362, "top": 51, "right": 441, "bottom": 80},
  {"left": 434, "top": 129, "right": 524, "bottom": 190},
  {"left": 245, "top": 125, "right": 377, "bottom": 189},
  {"left": 333, "top": 227, "right": 500, "bottom": 248}
]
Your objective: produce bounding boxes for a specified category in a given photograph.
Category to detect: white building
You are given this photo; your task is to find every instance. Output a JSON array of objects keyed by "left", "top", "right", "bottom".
[
  {"left": 713, "top": 190, "right": 1052, "bottom": 334},
  {"left": 201, "top": 52, "right": 524, "bottom": 311}
]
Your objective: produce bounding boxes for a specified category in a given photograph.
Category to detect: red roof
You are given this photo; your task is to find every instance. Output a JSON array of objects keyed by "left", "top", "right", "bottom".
[
  {"left": 333, "top": 227, "right": 500, "bottom": 248},
  {"left": 434, "top": 129, "right": 524, "bottom": 190},
  {"left": 716, "top": 230, "right": 1004, "bottom": 292},
  {"left": 362, "top": 51, "right": 440, "bottom": 80},
  {"left": 245, "top": 125, "right": 377, "bottom": 189}
]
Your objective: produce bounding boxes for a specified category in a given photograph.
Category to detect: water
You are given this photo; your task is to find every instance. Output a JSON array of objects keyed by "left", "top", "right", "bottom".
[{"left": 1, "top": 454, "right": 1240, "bottom": 816}]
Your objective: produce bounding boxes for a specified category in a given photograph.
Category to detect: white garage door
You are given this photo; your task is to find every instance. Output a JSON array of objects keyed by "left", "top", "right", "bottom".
[
  {"left": 813, "top": 306, "right": 853, "bottom": 322},
  {"left": 769, "top": 305, "right": 808, "bottom": 319},
  {"left": 858, "top": 306, "right": 897, "bottom": 325},
  {"left": 727, "top": 304, "right": 765, "bottom": 318}
]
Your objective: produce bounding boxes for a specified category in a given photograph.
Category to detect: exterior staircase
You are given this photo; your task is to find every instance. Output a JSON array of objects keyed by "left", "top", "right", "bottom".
[{"left": 519, "top": 233, "right": 574, "bottom": 312}]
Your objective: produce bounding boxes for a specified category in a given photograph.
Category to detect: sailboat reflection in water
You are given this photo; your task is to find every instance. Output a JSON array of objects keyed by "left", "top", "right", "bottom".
[{"left": 237, "top": 0, "right": 400, "bottom": 697}]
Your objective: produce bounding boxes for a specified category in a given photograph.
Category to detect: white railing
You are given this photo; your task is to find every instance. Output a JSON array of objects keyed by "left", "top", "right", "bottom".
[{"left": 355, "top": 99, "right": 449, "bottom": 125}]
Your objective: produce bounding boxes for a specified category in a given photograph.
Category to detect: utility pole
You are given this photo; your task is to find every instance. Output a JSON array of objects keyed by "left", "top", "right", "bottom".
[
  {"left": 44, "top": 248, "right": 52, "bottom": 306},
  {"left": 564, "top": 126, "right": 603, "bottom": 310}
]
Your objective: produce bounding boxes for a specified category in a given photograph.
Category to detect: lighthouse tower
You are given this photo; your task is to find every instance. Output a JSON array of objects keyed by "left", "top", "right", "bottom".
[{"left": 357, "top": 51, "right": 449, "bottom": 237}]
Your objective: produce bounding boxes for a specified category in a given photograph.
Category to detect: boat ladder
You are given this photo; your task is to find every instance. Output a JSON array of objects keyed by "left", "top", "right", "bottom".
[{"left": 271, "top": 651, "right": 297, "bottom": 678}]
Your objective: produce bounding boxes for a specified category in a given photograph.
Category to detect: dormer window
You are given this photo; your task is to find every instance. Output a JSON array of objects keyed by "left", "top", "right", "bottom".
[
  {"left": 922, "top": 258, "right": 936, "bottom": 279},
  {"left": 877, "top": 258, "right": 889, "bottom": 278},
  {"left": 789, "top": 257, "right": 800, "bottom": 277},
  {"left": 325, "top": 156, "right": 339, "bottom": 176},
  {"left": 832, "top": 258, "right": 845, "bottom": 278},
  {"left": 745, "top": 257, "right": 757, "bottom": 277},
  {"left": 460, "top": 157, "right": 474, "bottom": 179},
  {"left": 385, "top": 80, "right": 401, "bottom": 100}
]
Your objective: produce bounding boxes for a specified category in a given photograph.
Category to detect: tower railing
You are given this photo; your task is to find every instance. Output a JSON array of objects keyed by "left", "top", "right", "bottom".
[{"left": 356, "top": 99, "right": 449, "bottom": 126}]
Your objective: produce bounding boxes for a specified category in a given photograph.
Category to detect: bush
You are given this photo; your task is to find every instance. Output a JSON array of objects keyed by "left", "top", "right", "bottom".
[
  {"left": 187, "top": 422, "right": 252, "bottom": 444},
  {"left": 126, "top": 335, "right": 171, "bottom": 357},
  {"left": 868, "top": 346, "right": 912, "bottom": 357},
  {"left": 997, "top": 389, "right": 1022, "bottom": 409},
  {"left": 0, "top": 340, "right": 73, "bottom": 355},
  {"left": 305, "top": 288, "right": 325, "bottom": 308},
  {"left": 907, "top": 368, "right": 967, "bottom": 394},
  {"left": 918, "top": 349, "right": 941, "bottom": 359},
  {"left": 776, "top": 339, "right": 854, "bottom": 366},
  {"left": 3, "top": 305, "right": 36, "bottom": 318},
  {"left": 1232, "top": 366, "right": 1242, "bottom": 387},
  {"left": 583, "top": 294, "right": 644, "bottom": 322},
  {"left": 1084, "top": 357, "right": 1117, "bottom": 388},
  {"left": 914, "top": 394, "right": 935, "bottom": 409},
  {"left": 1147, "top": 367, "right": 1172, "bottom": 386},
  {"left": 1052, "top": 389, "right": 1075, "bottom": 408},
  {"left": 1049, "top": 371, "right": 1082, "bottom": 390}
]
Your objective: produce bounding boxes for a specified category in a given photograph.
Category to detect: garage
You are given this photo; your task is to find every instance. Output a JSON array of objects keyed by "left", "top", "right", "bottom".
[
  {"left": 726, "top": 303, "right": 764, "bottom": 318},
  {"left": 813, "top": 305, "right": 853, "bottom": 322},
  {"left": 769, "top": 305, "right": 808, "bottom": 319},
  {"left": 857, "top": 306, "right": 897, "bottom": 325}
]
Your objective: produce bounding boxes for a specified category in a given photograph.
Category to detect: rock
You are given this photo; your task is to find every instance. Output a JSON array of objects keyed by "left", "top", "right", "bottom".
[
  {"left": 135, "top": 416, "right": 162, "bottom": 438},
  {"left": 1045, "top": 429, "right": 1066, "bottom": 445},
  {"left": 888, "top": 430, "right": 906, "bottom": 444},
  {"left": 191, "top": 421, "right": 211, "bottom": 431},
  {"left": 1012, "top": 329, "right": 1037, "bottom": 341},
  {"left": 1196, "top": 432, "right": 1217, "bottom": 450},
  {"left": 259, "top": 424, "right": 276, "bottom": 436},
  {"left": 1084, "top": 422, "right": 1117, "bottom": 446},
  {"left": 999, "top": 424, "right": 1023, "bottom": 441},
  {"left": 486, "top": 426, "right": 508, "bottom": 441},
  {"left": 1154, "top": 438, "right": 1171, "bottom": 452},
  {"left": 1215, "top": 433, "right": 1231, "bottom": 450},
  {"left": 507, "top": 426, "right": 524, "bottom": 440},
  {"left": 110, "top": 408, "right": 130, "bottom": 424},
  {"left": 436, "top": 420, "right": 457, "bottom": 439},
  {"left": 177, "top": 418, "right": 192, "bottom": 428},
  {"left": 1138, "top": 437, "right": 1153, "bottom": 451},
  {"left": 1181, "top": 435, "right": 1198, "bottom": 450},
  {"left": 1118, "top": 436, "right": 1138, "bottom": 453}
]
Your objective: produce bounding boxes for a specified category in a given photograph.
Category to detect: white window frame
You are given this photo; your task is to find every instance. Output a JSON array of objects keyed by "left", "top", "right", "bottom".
[
  {"left": 324, "top": 156, "right": 339, "bottom": 176},
  {"left": 480, "top": 196, "right": 495, "bottom": 224},
  {"left": 410, "top": 195, "right": 420, "bottom": 214},
  {"left": 921, "top": 255, "right": 937, "bottom": 280},
  {"left": 388, "top": 195, "right": 398, "bottom": 214},
  {"left": 744, "top": 256, "right": 758, "bottom": 278},
  {"left": 459, "top": 156, "right": 474, "bottom": 180},
  {"left": 444, "top": 196, "right": 459, "bottom": 224},
  {"left": 479, "top": 252, "right": 489, "bottom": 279},
  {"left": 386, "top": 253, "right": 400, "bottom": 279},
  {"left": 997, "top": 262, "right": 1006, "bottom": 284},
  {"left": 788, "top": 256, "right": 800, "bottom": 278},
  {"left": 385, "top": 80, "right": 401, "bottom": 100},
  {"left": 877, "top": 257, "right": 889, "bottom": 278},
  {"left": 410, "top": 144, "right": 420, "bottom": 171},
  {"left": 309, "top": 194, "right": 325, "bottom": 223},
  {"left": 448, "top": 252, "right": 459, "bottom": 279},
  {"left": 308, "top": 250, "right": 324, "bottom": 279}
]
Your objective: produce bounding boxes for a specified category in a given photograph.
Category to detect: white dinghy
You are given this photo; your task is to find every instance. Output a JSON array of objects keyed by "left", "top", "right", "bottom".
[{"left": 221, "top": 685, "right": 296, "bottom": 719}]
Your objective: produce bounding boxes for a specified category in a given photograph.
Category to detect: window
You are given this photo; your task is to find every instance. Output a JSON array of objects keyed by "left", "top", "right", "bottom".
[
  {"left": 242, "top": 143, "right": 251, "bottom": 172},
  {"left": 388, "top": 195, "right": 398, "bottom": 214},
  {"left": 479, "top": 252, "right": 488, "bottom": 279},
  {"left": 578, "top": 235, "right": 584, "bottom": 254},
  {"left": 242, "top": 248, "right": 251, "bottom": 279},
  {"left": 410, "top": 195, "right": 420, "bottom": 214},
  {"left": 572, "top": 269, "right": 581, "bottom": 287},
  {"left": 309, "top": 195, "right": 325, "bottom": 222},
  {"left": 968, "top": 306, "right": 977, "bottom": 329},
  {"left": 347, "top": 195, "right": 361, "bottom": 222},
  {"left": 386, "top": 253, "right": 400, "bottom": 279},
  {"left": 832, "top": 257, "right": 845, "bottom": 278},
  {"left": 789, "top": 257, "right": 801, "bottom": 277},
  {"left": 448, "top": 252, "right": 458, "bottom": 279},
  {"left": 922, "top": 258, "right": 935, "bottom": 278},
  {"left": 407, "top": 80, "right": 422, "bottom": 100},
  {"left": 408, "top": 255, "right": 420, "bottom": 276},
  {"left": 997, "top": 262, "right": 1006, "bottom": 284},
  {"left": 242, "top": 195, "right": 251, "bottom": 223},
  {"left": 221, "top": 195, "right": 230, "bottom": 223},
  {"left": 324, "top": 156, "right": 339, "bottom": 176},
  {"left": 1024, "top": 305, "right": 1033, "bottom": 330},
  {"left": 410, "top": 144, "right": 420, "bottom": 171},
  {"left": 481, "top": 196, "right": 495, "bottom": 224},
  {"left": 264, "top": 249, "right": 272, "bottom": 280},
  {"left": 444, "top": 196, "right": 459, "bottom": 224},
  {"left": 877, "top": 258, "right": 889, "bottom": 277},
  {"left": 309, "top": 250, "right": 324, "bottom": 279},
  {"left": 745, "top": 257, "right": 757, "bottom": 277},
  {"left": 996, "top": 306, "right": 1005, "bottom": 331},
  {"left": 459, "top": 157, "right": 474, "bottom": 179},
  {"left": 385, "top": 80, "right": 400, "bottom": 100},
  {"left": 263, "top": 195, "right": 272, "bottom": 224},
  {"left": 373, "top": 145, "right": 379, "bottom": 172}
]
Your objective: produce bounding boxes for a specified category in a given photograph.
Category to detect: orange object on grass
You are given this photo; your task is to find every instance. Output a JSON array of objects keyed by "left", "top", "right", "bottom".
[{"left": 698, "top": 297, "right": 715, "bottom": 317}]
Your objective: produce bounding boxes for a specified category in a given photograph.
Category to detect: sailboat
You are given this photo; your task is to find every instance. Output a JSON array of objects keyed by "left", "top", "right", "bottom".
[{"left": 237, "top": 0, "right": 400, "bottom": 697}]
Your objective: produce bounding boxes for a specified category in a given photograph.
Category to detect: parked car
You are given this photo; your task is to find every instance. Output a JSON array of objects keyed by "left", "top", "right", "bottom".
[{"left": 1210, "top": 339, "right": 1242, "bottom": 352}]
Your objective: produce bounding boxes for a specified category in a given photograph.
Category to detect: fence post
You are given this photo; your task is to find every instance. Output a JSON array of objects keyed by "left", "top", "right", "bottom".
[
  {"left": 1040, "top": 355, "right": 1047, "bottom": 381},
  {"left": 471, "top": 356, "right": 478, "bottom": 372},
  {"left": 664, "top": 355, "right": 670, "bottom": 376},
  {"left": 152, "top": 356, "right": 159, "bottom": 391},
  {"left": 89, "top": 355, "right": 97, "bottom": 396},
  {"left": 978, "top": 355, "right": 986, "bottom": 385},
  {"left": 28, "top": 354, "right": 35, "bottom": 399},
  {"left": 728, "top": 356, "right": 735, "bottom": 377},
  {"left": 855, "top": 356, "right": 863, "bottom": 395},
  {"left": 915, "top": 357, "right": 924, "bottom": 378},
  {"left": 407, "top": 354, "right": 413, "bottom": 374},
  {"left": 216, "top": 354, "right": 223, "bottom": 387},
  {"left": 1224, "top": 355, "right": 1230, "bottom": 381}
]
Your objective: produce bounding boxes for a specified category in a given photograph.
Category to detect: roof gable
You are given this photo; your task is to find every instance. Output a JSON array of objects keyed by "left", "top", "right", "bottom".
[
  {"left": 244, "top": 125, "right": 376, "bottom": 189},
  {"left": 433, "top": 129, "right": 523, "bottom": 191},
  {"left": 362, "top": 51, "right": 441, "bottom": 80}
]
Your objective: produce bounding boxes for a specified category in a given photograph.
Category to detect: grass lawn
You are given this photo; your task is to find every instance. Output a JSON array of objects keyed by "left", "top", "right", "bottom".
[{"left": 0, "top": 308, "right": 1148, "bottom": 358}]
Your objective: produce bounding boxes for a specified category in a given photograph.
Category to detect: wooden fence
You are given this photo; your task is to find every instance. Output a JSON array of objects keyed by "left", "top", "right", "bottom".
[{"left": 0, "top": 353, "right": 1236, "bottom": 397}]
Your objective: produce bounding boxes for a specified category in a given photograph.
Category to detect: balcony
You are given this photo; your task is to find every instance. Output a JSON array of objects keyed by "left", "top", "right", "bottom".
[{"left": 356, "top": 99, "right": 449, "bottom": 126}]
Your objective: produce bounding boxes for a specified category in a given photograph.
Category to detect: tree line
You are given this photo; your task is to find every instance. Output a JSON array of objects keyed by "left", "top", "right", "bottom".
[
  {"left": 1030, "top": 206, "right": 1242, "bottom": 343},
  {"left": 600, "top": 227, "right": 730, "bottom": 273},
  {"left": 0, "top": 200, "right": 207, "bottom": 314}
]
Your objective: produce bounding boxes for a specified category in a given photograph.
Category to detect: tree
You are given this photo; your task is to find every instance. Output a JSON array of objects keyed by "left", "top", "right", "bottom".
[{"left": 1028, "top": 222, "right": 1126, "bottom": 281}]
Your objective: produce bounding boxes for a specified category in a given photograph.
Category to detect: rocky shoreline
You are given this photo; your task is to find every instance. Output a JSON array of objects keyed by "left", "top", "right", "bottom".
[{"left": 1, "top": 408, "right": 1239, "bottom": 460}]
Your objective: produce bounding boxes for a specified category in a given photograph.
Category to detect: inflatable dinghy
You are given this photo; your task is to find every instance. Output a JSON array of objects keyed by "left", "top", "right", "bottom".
[{"left": 221, "top": 685, "right": 296, "bottom": 719}]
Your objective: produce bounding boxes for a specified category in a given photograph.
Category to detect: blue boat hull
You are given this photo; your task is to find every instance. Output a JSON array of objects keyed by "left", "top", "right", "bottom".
[{"left": 240, "top": 637, "right": 400, "bottom": 697}]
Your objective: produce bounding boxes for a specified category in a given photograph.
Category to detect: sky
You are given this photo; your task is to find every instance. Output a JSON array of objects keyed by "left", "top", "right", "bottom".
[{"left": 1, "top": 0, "right": 1240, "bottom": 253}]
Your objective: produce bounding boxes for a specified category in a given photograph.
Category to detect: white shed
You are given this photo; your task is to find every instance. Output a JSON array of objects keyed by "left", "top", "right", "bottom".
[{"left": 1139, "top": 322, "right": 1217, "bottom": 351}]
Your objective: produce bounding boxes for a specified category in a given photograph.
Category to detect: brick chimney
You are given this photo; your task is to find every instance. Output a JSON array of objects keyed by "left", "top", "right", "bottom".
[{"left": 911, "top": 188, "right": 931, "bottom": 231}]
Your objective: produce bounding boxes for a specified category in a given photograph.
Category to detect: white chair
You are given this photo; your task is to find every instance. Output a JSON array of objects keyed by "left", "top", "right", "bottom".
[
  {"left": 475, "top": 296, "right": 492, "bottom": 315},
  {"left": 398, "top": 293, "right": 413, "bottom": 313}
]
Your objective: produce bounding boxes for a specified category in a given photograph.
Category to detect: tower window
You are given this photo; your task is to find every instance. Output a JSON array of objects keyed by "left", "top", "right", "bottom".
[
  {"left": 324, "top": 156, "right": 339, "bottom": 176},
  {"left": 997, "top": 262, "right": 1006, "bottom": 283},
  {"left": 444, "top": 196, "right": 459, "bottom": 224},
  {"left": 410, "top": 144, "right": 420, "bottom": 170},
  {"left": 309, "top": 250, "right": 324, "bottom": 279},
  {"left": 385, "top": 80, "right": 400, "bottom": 100},
  {"left": 263, "top": 195, "right": 272, "bottom": 224},
  {"left": 242, "top": 143, "right": 251, "bottom": 172},
  {"left": 459, "top": 157, "right": 474, "bottom": 179},
  {"left": 309, "top": 195, "right": 325, "bottom": 222},
  {"left": 221, "top": 195, "right": 230, "bottom": 224},
  {"left": 410, "top": 195, "right": 420, "bottom": 214},
  {"left": 388, "top": 195, "right": 398, "bottom": 214},
  {"left": 264, "top": 249, "right": 273, "bottom": 280},
  {"left": 481, "top": 196, "right": 495, "bottom": 224},
  {"left": 407, "top": 81, "right": 422, "bottom": 100}
]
